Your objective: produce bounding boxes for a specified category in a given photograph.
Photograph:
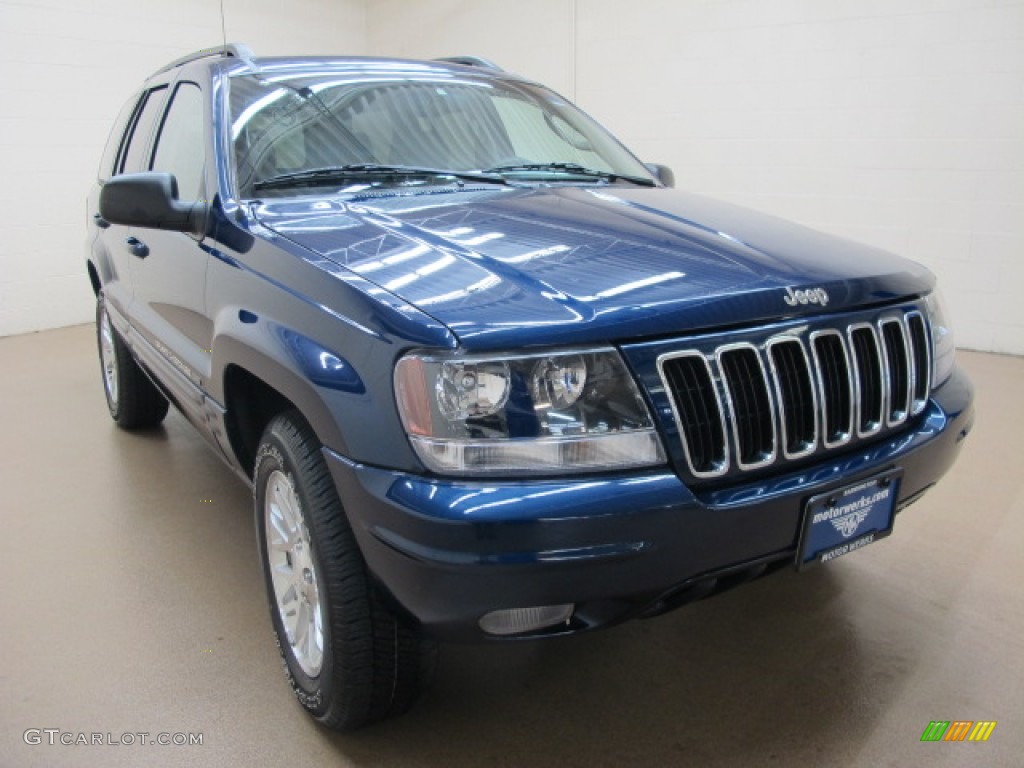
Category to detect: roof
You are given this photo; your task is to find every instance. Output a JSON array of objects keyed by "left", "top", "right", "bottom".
[{"left": 152, "top": 45, "right": 513, "bottom": 81}]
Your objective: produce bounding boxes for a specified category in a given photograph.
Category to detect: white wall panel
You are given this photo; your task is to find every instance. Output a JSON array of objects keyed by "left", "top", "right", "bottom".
[
  {"left": 0, "top": 0, "right": 365, "bottom": 337},
  {"left": 366, "top": 0, "right": 576, "bottom": 99}
]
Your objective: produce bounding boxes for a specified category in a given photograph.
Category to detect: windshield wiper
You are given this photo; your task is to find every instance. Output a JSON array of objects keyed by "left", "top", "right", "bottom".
[
  {"left": 484, "top": 162, "right": 656, "bottom": 187},
  {"left": 253, "top": 164, "right": 510, "bottom": 191}
]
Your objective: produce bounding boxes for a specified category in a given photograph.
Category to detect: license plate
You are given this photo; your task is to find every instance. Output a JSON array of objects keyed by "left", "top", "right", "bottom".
[{"left": 796, "top": 469, "right": 902, "bottom": 571}]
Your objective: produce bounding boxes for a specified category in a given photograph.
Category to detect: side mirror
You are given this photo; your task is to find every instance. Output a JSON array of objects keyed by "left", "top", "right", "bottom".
[
  {"left": 99, "top": 172, "right": 208, "bottom": 234},
  {"left": 645, "top": 163, "right": 675, "bottom": 188}
]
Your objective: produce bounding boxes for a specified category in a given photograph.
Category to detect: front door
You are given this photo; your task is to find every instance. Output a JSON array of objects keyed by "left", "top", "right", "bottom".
[{"left": 125, "top": 78, "right": 213, "bottom": 429}]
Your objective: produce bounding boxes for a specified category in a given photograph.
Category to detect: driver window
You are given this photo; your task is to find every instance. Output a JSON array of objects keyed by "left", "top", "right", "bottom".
[{"left": 150, "top": 82, "right": 205, "bottom": 200}]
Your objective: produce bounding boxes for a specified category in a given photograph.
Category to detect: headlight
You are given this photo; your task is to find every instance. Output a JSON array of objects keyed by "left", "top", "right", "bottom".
[
  {"left": 394, "top": 348, "right": 665, "bottom": 476},
  {"left": 925, "top": 290, "right": 955, "bottom": 388}
]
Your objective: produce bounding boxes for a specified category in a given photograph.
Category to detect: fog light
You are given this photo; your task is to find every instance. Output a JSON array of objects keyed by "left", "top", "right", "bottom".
[{"left": 478, "top": 604, "right": 574, "bottom": 636}]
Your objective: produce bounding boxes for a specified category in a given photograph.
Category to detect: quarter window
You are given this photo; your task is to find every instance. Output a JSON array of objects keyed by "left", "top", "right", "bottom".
[
  {"left": 100, "top": 93, "right": 141, "bottom": 180},
  {"left": 117, "top": 86, "right": 168, "bottom": 175}
]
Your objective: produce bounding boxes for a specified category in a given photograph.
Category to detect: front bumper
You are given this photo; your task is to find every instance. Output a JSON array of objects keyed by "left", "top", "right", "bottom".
[{"left": 325, "top": 366, "right": 973, "bottom": 642}]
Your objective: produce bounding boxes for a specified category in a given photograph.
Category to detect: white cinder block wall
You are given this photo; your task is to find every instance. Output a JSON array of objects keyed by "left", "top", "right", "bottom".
[
  {"left": 369, "top": 0, "right": 1024, "bottom": 355},
  {"left": 3, "top": 0, "right": 1022, "bottom": 354},
  {"left": 0, "top": 0, "right": 365, "bottom": 338}
]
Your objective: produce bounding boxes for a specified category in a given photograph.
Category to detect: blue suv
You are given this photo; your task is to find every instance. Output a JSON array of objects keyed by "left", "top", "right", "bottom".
[{"left": 87, "top": 45, "right": 974, "bottom": 730}]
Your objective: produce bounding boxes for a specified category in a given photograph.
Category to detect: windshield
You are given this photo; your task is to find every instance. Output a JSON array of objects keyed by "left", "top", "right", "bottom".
[{"left": 228, "top": 68, "right": 655, "bottom": 198}]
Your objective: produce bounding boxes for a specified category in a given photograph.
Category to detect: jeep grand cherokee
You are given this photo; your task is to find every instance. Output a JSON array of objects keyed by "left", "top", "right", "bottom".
[{"left": 86, "top": 45, "right": 974, "bottom": 730}]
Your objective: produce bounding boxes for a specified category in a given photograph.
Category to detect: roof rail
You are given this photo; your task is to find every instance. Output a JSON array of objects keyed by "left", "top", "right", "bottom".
[
  {"left": 153, "top": 43, "right": 255, "bottom": 75},
  {"left": 433, "top": 56, "right": 503, "bottom": 71}
]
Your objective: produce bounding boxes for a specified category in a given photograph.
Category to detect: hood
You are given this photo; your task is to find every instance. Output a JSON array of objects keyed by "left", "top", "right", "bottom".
[{"left": 252, "top": 185, "right": 933, "bottom": 350}]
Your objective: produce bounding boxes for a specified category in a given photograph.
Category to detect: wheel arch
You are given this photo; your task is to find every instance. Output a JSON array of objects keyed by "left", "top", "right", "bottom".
[
  {"left": 222, "top": 364, "right": 299, "bottom": 476},
  {"left": 216, "top": 337, "right": 351, "bottom": 477}
]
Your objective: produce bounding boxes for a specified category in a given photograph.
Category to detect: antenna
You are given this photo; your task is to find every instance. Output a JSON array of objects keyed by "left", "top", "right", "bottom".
[{"left": 220, "top": 0, "right": 227, "bottom": 50}]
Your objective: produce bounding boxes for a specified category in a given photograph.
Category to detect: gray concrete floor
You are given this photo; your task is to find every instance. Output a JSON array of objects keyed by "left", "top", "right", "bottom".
[{"left": 0, "top": 324, "right": 1021, "bottom": 768}]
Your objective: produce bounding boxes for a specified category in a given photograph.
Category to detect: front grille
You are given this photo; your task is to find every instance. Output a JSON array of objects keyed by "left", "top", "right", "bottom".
[
  {"left": 658, "top": 353, "right": 727, "bottom": 477},
  {"left": 657, "top": 307, "right": 931, "bottom": 481},
  {"left": 907, "top": 312, "right": 930, "bottom": 409},
  {"left": 881, "top": 318, "right": 911, "bottom": 424},
  {"left": 718, "top": 345, "right": 775, "bottom": 469},
  {"left": 850, "top": 324, "right": 884, "bottom": 435},
  {"left": 810, "top": 331, "right": 853, "bottom": 447},
  {"left": 767, "top": 338, "right": 817, "bottom": 458}
]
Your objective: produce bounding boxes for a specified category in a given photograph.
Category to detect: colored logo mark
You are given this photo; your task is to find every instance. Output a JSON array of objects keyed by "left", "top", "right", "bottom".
[{"left": 920, "top": 721, "right": 996, "bottom": 742}]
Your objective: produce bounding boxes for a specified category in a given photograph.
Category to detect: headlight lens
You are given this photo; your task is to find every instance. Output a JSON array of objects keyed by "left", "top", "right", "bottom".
[
  {"left": 925, "top": 290, "right": 955, "bottom": 388},
  {"left": 394, "top": 348, "right": 665, "bottom": 476}
]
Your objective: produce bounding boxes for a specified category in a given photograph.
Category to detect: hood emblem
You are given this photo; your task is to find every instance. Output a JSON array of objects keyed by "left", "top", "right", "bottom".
[{"left": 784, "top": 286, "right": 829, "bottom": 307}]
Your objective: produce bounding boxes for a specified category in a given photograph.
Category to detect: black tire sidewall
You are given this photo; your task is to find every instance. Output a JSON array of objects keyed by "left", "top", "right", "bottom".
[
  {"left": 95, "top": 293, "right": 168, "bottom": 429},
  {"left": 253, "top": 428, "right": 337, "bottom": 718},
  {"left": 95, "top": 296, "right": 121, "bottom": 421}
]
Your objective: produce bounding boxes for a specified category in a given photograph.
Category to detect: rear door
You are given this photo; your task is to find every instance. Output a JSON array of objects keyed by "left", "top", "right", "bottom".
[{"left": 90, "top": 84, "right": 169, "bottom": 326}]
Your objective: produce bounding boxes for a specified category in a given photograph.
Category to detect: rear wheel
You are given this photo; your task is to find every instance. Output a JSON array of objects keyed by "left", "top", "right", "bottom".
[
  {"left": 96, "top": 296, "right": 168, "bottom": 429},
  {"left": 254, "top": 411, "right": 436, "bottom": 731}
]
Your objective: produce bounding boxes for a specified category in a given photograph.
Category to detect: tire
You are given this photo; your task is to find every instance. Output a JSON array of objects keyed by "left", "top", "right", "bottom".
[
  {"left": 254, "top": 410, "right": 437, "bottom": 731},
  {"left": 96, "top": 296, "right": 169, "bottom": 429}
]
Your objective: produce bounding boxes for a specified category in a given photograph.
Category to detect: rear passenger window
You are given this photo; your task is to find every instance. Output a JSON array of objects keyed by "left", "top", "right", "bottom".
[
  {"left": 150, "top": 82, "right": 205, "bottom": 200},
  {"left": 99, "top": 93, "right": 141, "bottom": 180},
  {"left": 117, "top": 86, "right": 168, "bottom": 175}
]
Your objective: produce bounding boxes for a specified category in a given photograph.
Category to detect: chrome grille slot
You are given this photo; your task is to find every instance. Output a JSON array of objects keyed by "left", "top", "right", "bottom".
[
  {"left": 654, "top": 304, "right": 931, "bottom": 483},
  {"left": 881, "top": 318, "right": 911, "bottom": 425},
  {"left": 849, "top": 324, "right": 884, "bottom": 436},
  {"left": 718, "top": 345, "right": 776, "bottom": 469},
  {"left": 906, "top": 311, "right": 930, "bottom": 413},
  {"left": 811, "top": 330, "right": 853, "bottom": 448},
  {"left": 659, "top": 353, "right": 728, "bottom": 477},
  {"left": 768, "top": 338, "right": 817, "bottom": 458}
]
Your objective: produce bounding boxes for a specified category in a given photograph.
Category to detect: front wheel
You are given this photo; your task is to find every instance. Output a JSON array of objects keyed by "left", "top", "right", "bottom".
[{"left": 254, "top": 411, "right": 436, "bottom": 731}]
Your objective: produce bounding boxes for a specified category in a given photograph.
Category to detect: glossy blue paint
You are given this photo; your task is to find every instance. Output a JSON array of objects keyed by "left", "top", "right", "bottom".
[
  {"left": 377, "top": 469, "right": 688, "bottom": 523},
  {"left": 255, "top": 185, "right": 933, "bottom": 351},
  {"left": 276, "top": 327, "right": 365, "bottom": 394},
  {"left": 324, "top": 366, "right": 972, "bottom": 639}
]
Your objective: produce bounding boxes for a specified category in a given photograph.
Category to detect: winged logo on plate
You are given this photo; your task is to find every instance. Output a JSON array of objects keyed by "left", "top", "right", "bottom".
[{"left": 831, "top": 508, "right": 870, "bottom": 538}]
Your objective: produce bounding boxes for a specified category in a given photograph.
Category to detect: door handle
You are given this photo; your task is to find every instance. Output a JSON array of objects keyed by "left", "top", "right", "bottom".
[
  {"left": 93, "top": 212, "right": 110, "bottom": 229},
  {"left": 125, "top": 236, "right": 149, "bottom": 259}
]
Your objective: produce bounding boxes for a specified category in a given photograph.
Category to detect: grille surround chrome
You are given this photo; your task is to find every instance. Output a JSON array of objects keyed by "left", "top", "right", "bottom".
[
  {"left": 766, "top": 336, "right": 819, "bottom": 460},
  {"left": 880, "top": 317, "right": 912, "bottom": 427},
  {"left": 809, "top": 328, "right": 854, "bottom": 450},
  {"left": 906, "top": 310, "right": 931, "bottom": 416},
  {"left": 848, "top": 322, "right": 885, "bottom": 439},
  {"left": 716, "top": 342, "right": 778, "bottom": 471},
  {"left": 655, "top": 350, "right": 730, "bottom": 479},
  {"left": 656, "top": 306, "right": 932, "bottom": 482}
]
